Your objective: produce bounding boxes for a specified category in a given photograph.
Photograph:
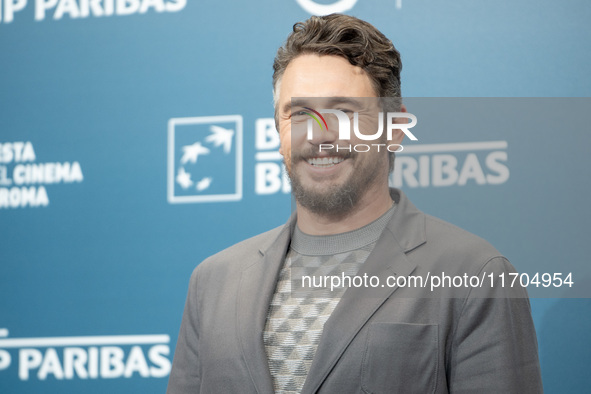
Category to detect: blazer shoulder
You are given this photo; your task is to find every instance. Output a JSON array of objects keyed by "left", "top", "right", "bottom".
[
  {"left": 191, "top": 224, "right": 286, "bottom": 279},
  {"left": 420, "top": 213, "right": 507, "bottom": 274}
]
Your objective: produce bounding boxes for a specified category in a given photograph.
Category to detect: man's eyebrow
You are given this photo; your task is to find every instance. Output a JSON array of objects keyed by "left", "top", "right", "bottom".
[
  {"left": 283, "top": 99, "right": 308, "bottom": 114},
  {"left": 326, "top": 97, "right": 363, "bottom": 107},
  {"left": 283, "top": 98, "right": 364, "bottom": 115},
  {"left": 282, "top": 102, "right": 292, "bottom": 116}
]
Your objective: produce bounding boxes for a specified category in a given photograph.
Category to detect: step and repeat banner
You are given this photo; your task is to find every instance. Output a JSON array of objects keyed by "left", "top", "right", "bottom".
[{"left": 1, "top": 0, "right": 590, "bottom": 393}]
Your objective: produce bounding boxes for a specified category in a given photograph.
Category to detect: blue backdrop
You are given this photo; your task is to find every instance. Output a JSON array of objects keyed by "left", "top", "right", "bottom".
[{"left": 1, "top": 0, "right": 590, "bottom": 392}]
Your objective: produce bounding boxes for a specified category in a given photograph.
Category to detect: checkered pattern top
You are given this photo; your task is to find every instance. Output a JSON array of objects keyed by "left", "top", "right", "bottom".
[{"left": 263, "top": 204, "right": 395, "bottom": 393}]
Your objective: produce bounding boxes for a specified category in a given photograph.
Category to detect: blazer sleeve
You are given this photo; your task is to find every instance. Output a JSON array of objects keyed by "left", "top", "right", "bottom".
[
  {"left": 167, "top": 268, "right": 202, "bottom": 393},
  {"left": 448, "top": 256, "right": 544, "bottom": 393}
]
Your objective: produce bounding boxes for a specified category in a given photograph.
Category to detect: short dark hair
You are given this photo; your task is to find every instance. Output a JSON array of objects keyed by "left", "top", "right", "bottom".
[
  {"left": 273, "top": 14, "right": 402, "bottom": 103},
  {"left": 272, "top": 14, "right": 403, "bottom": 172}
]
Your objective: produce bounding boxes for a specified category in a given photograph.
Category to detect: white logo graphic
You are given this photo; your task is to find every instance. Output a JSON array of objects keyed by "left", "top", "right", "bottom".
[
  {"left": 0, "top": 328, "right": 171, "bottom": 381},
  {"left": 206, "top": 125, "right": 234, "bottom": 153},
  {"left": 295, "top": 0, "right": 358, "bottom": 15},
  {"left": 391, "top": 141, "right": 510, "bottom": 188},
  {"left": 181, "top": 142, "right": 210, "bottom": 164},
  {"left": 305, "top": 110, "right": 417, "bottom": 140},
  {"left": 168, "top": 115, "right": 243, "bottom": 203},
  {"left": 300, "top": 109, "right": 417, "bottom": 153},
  {"left": 0, "top": 141, "right": 84, "bottom": 209},
  {"left": 0, "top": 0, "right": 187, "bottom": 24}
]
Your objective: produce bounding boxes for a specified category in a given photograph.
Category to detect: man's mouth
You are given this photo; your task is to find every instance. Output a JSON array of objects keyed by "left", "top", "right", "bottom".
[{"left": 306, "top": 156, "right": 346, "bottom": 167}]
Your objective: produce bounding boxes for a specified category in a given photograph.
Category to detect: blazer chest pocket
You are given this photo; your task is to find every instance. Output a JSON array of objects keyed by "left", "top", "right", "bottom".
[{"left": 361, "top": 323, "right": 439, "bottom": 394}]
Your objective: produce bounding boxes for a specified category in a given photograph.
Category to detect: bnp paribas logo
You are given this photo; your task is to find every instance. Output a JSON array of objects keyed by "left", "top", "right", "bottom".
[{"left": 167, "top": 115, "right": 243, "bottom": 203}]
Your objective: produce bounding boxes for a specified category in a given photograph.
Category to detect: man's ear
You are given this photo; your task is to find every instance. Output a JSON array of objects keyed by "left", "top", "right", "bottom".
[
  {"left": 278, "top": 127, "right": 285, "bottom": 156},
  {"left": 389, "top": 103, "right": 408, "bottom": 144}
]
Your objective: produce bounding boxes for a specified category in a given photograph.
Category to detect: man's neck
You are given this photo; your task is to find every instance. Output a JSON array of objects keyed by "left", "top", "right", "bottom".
[{"left": 295, "top": 184, "right": 393, "bottom": 236}]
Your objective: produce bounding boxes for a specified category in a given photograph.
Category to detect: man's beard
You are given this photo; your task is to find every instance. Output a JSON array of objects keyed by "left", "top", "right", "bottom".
[{"left": 286, "top": 146, "right": 381, "bottom": 219}]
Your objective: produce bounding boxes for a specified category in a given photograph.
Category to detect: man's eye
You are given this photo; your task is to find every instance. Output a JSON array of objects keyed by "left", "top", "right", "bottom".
[{"left": 292, "top": 111, "right": 308, "bottom": 117}]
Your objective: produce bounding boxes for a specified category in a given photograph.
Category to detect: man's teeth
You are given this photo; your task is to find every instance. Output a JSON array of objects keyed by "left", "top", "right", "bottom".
[{"left": 307, "top": 157, "right": 345, "bottom": 167}]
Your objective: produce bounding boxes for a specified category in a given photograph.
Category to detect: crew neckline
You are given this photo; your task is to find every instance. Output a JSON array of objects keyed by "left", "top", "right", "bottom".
[{"left": 290, "top": 202, "right": 396, "bottom": 256}]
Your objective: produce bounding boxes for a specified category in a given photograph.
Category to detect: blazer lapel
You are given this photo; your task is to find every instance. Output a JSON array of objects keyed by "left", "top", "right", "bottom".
[
  {"left": 235, "top": 188, "right": 425, "bottom": 394},
  {"left": 236, "top": 217, "right": 296, "bottom": 393},
  {"left": 301, "top": 188, "right": 426, "bottom": 394}
]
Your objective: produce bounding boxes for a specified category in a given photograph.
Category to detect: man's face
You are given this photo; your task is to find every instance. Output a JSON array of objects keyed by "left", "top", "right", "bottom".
[{"left": 277, "top": 54, "right": 396, "bottom": 217}]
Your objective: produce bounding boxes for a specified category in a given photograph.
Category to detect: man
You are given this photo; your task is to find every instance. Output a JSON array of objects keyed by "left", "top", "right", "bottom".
[{"left": 168, "top": 14, "right": 543, "bottom": 393}]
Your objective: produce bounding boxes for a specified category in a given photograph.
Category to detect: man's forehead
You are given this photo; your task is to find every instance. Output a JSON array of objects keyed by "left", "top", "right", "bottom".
[
  {"left": 279, "top": 55, "right": 376, "bottom": 98},
  {"left": 285, "top": 54, "right": 365, "bottom": 74}
]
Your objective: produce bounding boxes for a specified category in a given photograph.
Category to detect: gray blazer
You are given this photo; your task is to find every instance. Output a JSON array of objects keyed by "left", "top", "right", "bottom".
[{"left": 167, "top": 188, "right": 543, "bottom": 393}]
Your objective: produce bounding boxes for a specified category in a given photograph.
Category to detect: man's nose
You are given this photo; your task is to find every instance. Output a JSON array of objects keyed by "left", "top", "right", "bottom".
[{"left": 308, "top": 116, "right": 340, "bottom": 145}]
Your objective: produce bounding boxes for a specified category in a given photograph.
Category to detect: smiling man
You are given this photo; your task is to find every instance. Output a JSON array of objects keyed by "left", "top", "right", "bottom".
[
  {"left": 280, "top": 92, "right": 396, "bottom": 234},
  {"left": 167, "top": 14, "right": 543, "bottom": 393}
]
